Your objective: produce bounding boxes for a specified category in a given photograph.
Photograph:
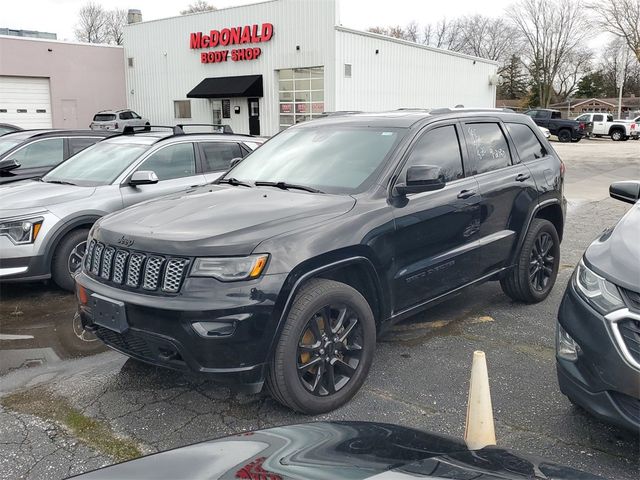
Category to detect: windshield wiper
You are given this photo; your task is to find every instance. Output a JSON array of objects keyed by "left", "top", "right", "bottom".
[
  {"left": 218, "top": 177, "right": 253, "bottom": 187},
  {"left": 254, "top": 181, "right": 323, "bottom": 193},
  {"left": 42, "top": 179, "right": 77, "bottom": 186}
]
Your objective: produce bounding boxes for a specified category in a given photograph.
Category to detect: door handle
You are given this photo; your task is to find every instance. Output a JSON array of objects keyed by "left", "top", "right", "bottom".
[
  {"left": 457, "top": 189, "right": 476, "bottom": 199},
  {"left": 516, "top": 173, "right": 531, "bottom": 182}
]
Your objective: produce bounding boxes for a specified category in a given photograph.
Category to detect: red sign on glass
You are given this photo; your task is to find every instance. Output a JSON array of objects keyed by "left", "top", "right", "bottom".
[
  {"left": 295, "top": 103, "right": 307, "bottom": 113},
  {"left": 280, "top": 103, "right": 292, "bottom": 114},
  {"left": 312, "top": 102, "right": 325, "bottom": 113}
]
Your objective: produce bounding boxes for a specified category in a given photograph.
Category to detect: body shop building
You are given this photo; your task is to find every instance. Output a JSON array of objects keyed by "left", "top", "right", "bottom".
[{"left": 123, "top": 0, "right": 498, "bottom": 136}]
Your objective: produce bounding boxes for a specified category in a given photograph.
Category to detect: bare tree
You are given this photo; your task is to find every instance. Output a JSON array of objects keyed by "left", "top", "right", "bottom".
[
  {"left": 555, "top": 50, "right": 593, "bottom": 101},
  {"left": 180, "top": 0, "right": 217, "bottom": 15},
  {"left": 588, "top": 0, "right": 640, "bottom": 63},
  {"left": 507, "top": 0, "right": 591, "bottom": 107},
  {"left": 75, "top": 2, "right": 108, "bottom": 44},
  {"left": 105, "top": 8, "right": 127, "bottom": 45},
  {"left": 459, "top": 15, "right": 520, "bottom": 64}
]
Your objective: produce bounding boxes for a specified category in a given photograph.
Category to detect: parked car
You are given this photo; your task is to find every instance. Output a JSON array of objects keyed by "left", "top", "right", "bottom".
[
  {"left": 556, "top": 180, "right": 639, "bottom": 432},
  {"left": 89, "top": 109, "right": 150, "bottom": 132},
  {"left": 0, "top": 127, "right": 263, "bottom": 291},
  {"left": 614, "top": 114, "right": 640, "bottom": 140},
  {"left": 574, "top": 112, "right": 639, "bottom": 141},
  {"left": 537, "top": 125, "right": 551, "bottom": 139},
  {"left": 0, "top": 123, "right": 22, "bottom": 136},
  {"left": 70, "top": 421, "right": 602, "bottom": 479},
  {"left": 524, "top": 108, "right": 589, "bottom": 142},
  {"left": 0, "top": 130, "right": 114, "bottom": 184},
  {"left": 77, "top": 109, "right": 565, "bottom": 413}
]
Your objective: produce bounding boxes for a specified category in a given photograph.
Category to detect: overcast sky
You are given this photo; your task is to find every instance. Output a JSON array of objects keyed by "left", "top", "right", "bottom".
[{"left": 1, "top": 0, "right": 512, "bottom": 42}]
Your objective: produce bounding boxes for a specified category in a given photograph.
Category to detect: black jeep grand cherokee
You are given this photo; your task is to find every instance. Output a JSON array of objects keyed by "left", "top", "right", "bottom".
[{"left": 77, "top": 109, "right": 566, "bottom": 414}]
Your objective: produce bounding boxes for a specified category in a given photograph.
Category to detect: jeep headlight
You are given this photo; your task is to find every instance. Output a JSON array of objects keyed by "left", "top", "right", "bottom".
[
  {"left": 574, "top": 259, "right": 624, "bottom": 314},
  {"left": 0, "top": 217, "right": 44, "bottom": 245},
  {"left": 190, "top": 254, "right": 269, "bottom": 281}
]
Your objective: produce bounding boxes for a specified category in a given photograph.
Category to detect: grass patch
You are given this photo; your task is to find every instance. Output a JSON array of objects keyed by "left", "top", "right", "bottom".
[{"left": 1, "top": 387, "right": 142, "bottom": 462}]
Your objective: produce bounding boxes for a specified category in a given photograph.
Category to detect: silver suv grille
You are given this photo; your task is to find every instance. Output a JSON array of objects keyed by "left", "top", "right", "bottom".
[{"left": 84, "top": 240, "right": 189, "bottom": 294}]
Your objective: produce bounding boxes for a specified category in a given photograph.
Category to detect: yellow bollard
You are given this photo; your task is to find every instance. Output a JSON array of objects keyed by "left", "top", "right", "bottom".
[{"left": 464, "top": 350, "right": 497, "bottom": 450}]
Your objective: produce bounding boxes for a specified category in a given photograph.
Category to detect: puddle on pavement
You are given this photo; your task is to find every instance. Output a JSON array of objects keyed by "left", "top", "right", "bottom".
[{"left": 0, "top": 283, "right": 106, "bottom": 376}]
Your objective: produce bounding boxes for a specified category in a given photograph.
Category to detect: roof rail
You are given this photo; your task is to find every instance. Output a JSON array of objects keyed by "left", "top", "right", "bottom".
[
  {"left": 122, "top": 125, "right": 184, "bottom": 135},
  {"left": 176, "top": 123, "right": 234, "bottom": 134},
  {"left": 429, "top": 107, "right": 515, "bottom": 114}
]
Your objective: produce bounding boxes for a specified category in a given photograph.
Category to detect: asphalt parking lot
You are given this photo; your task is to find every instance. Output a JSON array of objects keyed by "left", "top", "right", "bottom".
[{"left": 0, "top": 138, "right": 638, "bottom": 479}]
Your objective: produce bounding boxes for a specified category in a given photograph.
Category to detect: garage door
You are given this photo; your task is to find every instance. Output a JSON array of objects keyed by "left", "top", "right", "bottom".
[{"left": 0, "top": 76, "right": 53, "bottom": 129}]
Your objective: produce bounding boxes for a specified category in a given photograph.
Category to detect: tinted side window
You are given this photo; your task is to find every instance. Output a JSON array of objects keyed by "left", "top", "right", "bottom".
[
  {"left": 8, "top": 138, "right": 64, "bottom": 168},
  {"left": 464, "top": 123, "right": 512, "bottom": 175},
  {"left": 140, "top": 143, "right": 196, "bottom": 181},
  {"left": 575, "top": 114, "right": 589, "bottom": 122},
  {"left": 200, "top": 142, "right": 242, "bottom": 172},
  {"left": 593, "top": 114, "right": 604, "bottom": 121},
  {"left": 119, "top": 111, "right": 133, "bottom": 120},
  {"left": 405, "top": 125, "right": 463, "bottom": 182},
  {"left": 69, "top": 138, "right": 100, "bottom": 156},
  {"left": 505, "top": 123, "right": 546, "bottom": 163}
]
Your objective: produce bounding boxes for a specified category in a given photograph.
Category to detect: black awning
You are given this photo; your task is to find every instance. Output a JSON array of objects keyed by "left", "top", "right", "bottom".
[{"left": 187, "top": 74, "right": 263, "bottom": 99}]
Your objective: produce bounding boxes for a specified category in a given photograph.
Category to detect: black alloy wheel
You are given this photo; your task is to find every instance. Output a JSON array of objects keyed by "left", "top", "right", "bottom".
[
  {"left": 297, "top": 304, "right": 363, "bottom": 396},
  {"left": 68, "top": 240, "right": 87, "bottom": 275},
  {"left": 266, "top": 278, "right": 375, "bottom": 414},
  {"left": 500, "top": 218, "right": 560, "bottom": 303},
  {"left": 529, "top": 232, "right": 555, "bottom": 292},
  {"left": 557, "top": 129, "right": 572, "bottom": 142}
]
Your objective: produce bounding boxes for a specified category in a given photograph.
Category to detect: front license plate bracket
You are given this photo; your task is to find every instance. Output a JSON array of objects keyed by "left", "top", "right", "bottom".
[{"left": 90, "top": 293, "right": 128, "bottom": 333}]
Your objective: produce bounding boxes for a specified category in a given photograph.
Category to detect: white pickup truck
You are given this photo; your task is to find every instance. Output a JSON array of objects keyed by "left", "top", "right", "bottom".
[{"left": 575, "top": 112, "right": 639, "bottom": 141}]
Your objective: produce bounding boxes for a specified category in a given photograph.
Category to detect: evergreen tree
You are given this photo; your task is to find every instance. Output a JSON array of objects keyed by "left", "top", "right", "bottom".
[{"left": 497, "top": 55, "right": 529, "bottom": 99}]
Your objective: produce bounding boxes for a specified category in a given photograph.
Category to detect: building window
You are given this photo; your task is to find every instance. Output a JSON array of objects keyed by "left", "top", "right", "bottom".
[
  {"left": 17, "top": 109, "right": 27, "bottom": 113},
  {"left": 278, "top": 66, "right": 324, "bottom": 130},
  {"left": 344, "top": 63, "right": 352, "bottom": 78},
  {"left": 36, "top": 109, "right": 47, "bottom": 113},
  {"left": 128, "top": 57, "right": 134, "bottom": 67},
  {"left": 174, "top": 100, "right": 191, "bottom": 119}
]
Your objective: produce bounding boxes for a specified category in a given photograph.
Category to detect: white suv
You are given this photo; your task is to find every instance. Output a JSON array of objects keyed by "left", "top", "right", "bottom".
[{"left": 90, "top": 109, "right": 150, "bottom": 132}]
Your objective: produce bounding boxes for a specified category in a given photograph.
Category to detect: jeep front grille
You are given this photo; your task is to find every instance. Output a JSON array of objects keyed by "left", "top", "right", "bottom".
[{"left": 84, "top": 240, "right": 189, "bottom": 294}]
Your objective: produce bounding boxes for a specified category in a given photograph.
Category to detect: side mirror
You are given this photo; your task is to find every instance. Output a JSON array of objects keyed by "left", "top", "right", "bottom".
[
  {"left": 229, "top": 157, "right": 242, "bottom": 169},
  {"left": 0, "top": 157, "right": 21, "bottom": 172},
  {"left": 610, "top": 181, "right": 640, "bottom": 204},
  {"left": 129, "top": 170, "right": 159, "bottom": 186},
  {"left": 396, "top": 165, "right": 445, "bottom": 195}
]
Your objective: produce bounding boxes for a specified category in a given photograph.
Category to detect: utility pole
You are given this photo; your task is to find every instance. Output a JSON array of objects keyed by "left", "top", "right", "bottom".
[{"left": 617, "top": 47, "right": 630, "bottom": 119}]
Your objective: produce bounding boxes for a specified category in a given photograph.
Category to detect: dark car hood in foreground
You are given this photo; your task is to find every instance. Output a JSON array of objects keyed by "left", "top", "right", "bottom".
[
  {"left": 585, "top": 203, "right": 640, "bottom": 292},
  {"left": 70, "top": 421, "right": 602, "bottom": 480},
  {"left": 93, "top": 185, "right": 356, "bottom": 256}
]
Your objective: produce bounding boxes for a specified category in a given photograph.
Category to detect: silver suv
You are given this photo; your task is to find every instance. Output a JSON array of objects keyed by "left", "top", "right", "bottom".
[
  {"left": 0, "top": 128, "right": 263, "bottom": 290},
  {"left": 90, "top": 109, "right": 150, "bottom": 131}
]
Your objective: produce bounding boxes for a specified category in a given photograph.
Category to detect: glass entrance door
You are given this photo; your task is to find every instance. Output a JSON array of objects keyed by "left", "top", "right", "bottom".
[{"left": 211, "top": 100, "right": 222, "bottom": 125}]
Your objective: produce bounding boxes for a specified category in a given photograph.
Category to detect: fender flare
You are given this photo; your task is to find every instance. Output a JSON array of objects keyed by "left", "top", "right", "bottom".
[
  {"left": 42, "top": 215, "right": 101, "bottom": 271},
  {"left": 265, "top": 255, "right": 385, "bottom": 361},
  {"left": 511, "top": 198, "right": 563, "bottom": 265}
]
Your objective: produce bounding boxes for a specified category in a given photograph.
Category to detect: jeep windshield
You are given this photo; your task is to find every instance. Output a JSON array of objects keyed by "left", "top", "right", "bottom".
[
  {"left": 223, "top": 125, "right": 405, "bottom": 194},
  {"left": 42, "top": 142, "right": 148, "bottom": 187}
]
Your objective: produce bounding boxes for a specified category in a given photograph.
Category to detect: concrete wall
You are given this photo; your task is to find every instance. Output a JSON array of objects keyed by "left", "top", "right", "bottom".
[{"left": 0, "top": 36, "right": 126, "bottom": 129}]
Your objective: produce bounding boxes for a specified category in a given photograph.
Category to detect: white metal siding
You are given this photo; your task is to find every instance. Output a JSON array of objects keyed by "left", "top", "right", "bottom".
[
  {"left": 0, "top": 76, "right": 52, "bottom": 128},
  {"left": 334, "top": 28, "right": 498, "bottom": 111},
  {"left": 123, "top": 0, "right": 337, "bottom": 136}
]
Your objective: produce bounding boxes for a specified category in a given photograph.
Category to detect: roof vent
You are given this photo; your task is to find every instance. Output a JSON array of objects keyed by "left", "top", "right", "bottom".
[{"left": 127, "top": 9, "right": 142, "bottom": 24}]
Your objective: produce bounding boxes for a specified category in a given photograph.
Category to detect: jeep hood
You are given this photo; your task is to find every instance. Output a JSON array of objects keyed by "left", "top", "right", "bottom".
[
  {"left": 0, "top": 180, "right": 96, "bottom": 216},
  {"left": 93, "top": 185, "right": 356, "bottom": 256},
  {"left": 585, "top": 203, "right": 640, "bottom": 292}
]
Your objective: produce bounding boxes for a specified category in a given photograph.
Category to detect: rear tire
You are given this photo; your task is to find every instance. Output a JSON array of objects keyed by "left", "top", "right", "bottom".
[
  {"left": 557, "top": 129, "right": 572, "bottom": 142},
  {"left": 144, "top": 122, "right": 151, "bottom": 132},
  {"left": 266, "top": 278, "right": 375, "bottom": 414},
  {"left": 500, "top": 219, "right": 560, "bottom": 303},
  {"left": 51, "top": 228, "right": 90, "bottom": 292},
  {"left": 611, "top": 129, "right": 624, "bottom": 141}
]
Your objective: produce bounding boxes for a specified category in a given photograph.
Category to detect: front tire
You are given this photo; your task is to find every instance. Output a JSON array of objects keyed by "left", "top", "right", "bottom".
[
  {"left": 266, "top": 279, "right": 376, "bottom": 414},
  {"left": 51, "top": 228, "right": 90, "bottom": 291},
  {"left": 500, "top": 219, "right": 560, "bottom": 303}
]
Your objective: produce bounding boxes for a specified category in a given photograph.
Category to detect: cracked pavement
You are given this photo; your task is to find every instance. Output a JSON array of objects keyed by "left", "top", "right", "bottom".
[{"left": 0, "top": 140, "right": 638, "bottom": 479}]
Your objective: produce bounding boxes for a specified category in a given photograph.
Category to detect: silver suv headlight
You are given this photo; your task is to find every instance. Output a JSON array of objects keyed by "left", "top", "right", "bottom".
[
  {"left": 189, "top": 254, "right": 269, "bottom": 282},
  {"left": 574, "top": 259, "right": 624, "bottom": 314},
  {"left": 0, "top": 217, "right": 44, "bottom": 245}
]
